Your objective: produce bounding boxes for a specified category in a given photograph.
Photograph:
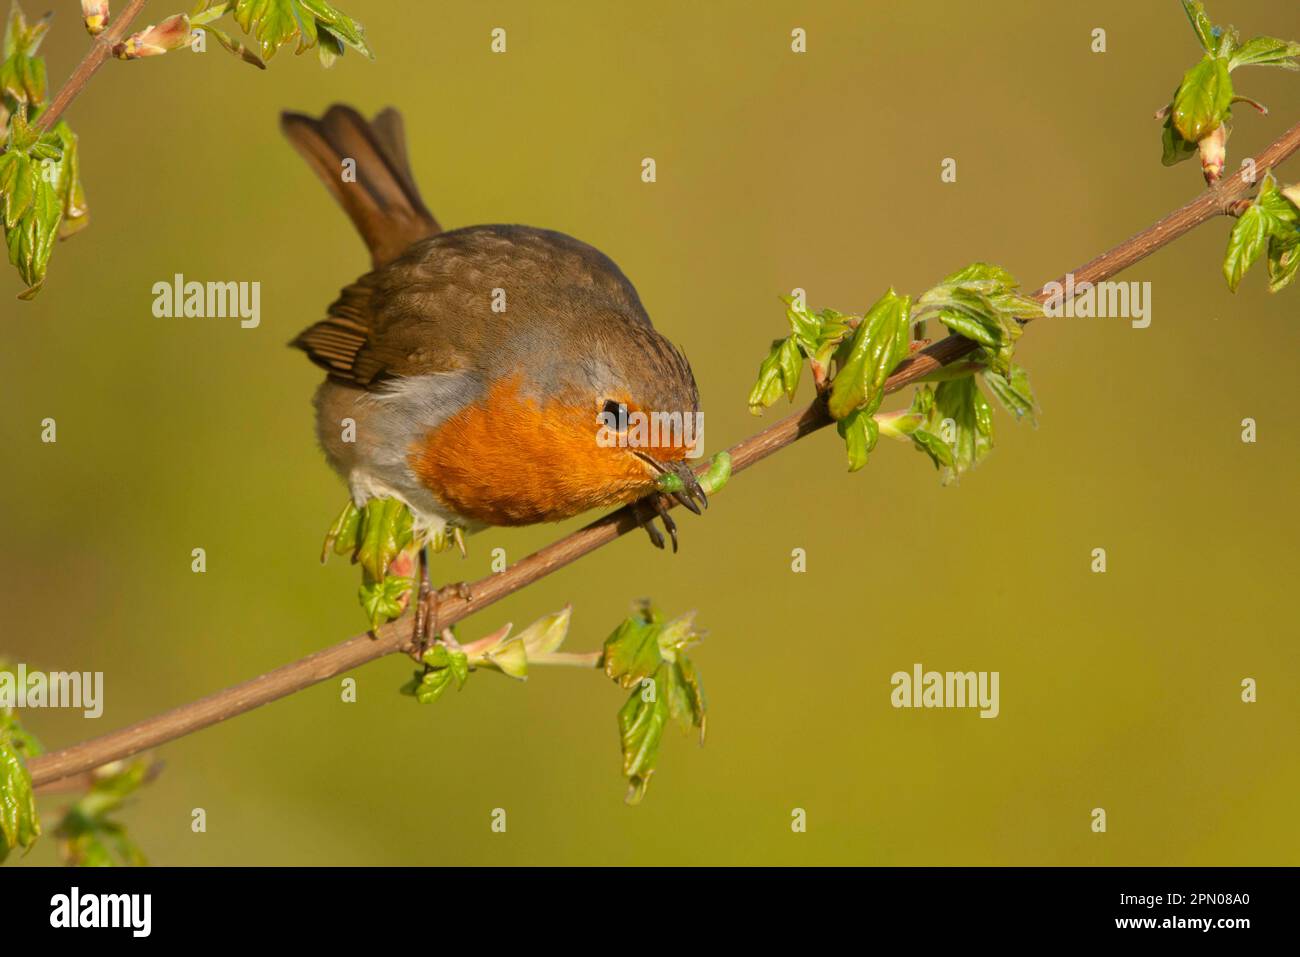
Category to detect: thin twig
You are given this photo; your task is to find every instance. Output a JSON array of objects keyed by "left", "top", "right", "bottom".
[
  {"left": 25, "top": 120, "right": 1300, "bottom": 790},
  {"left": 34, "top": 0, "right": 152, "bottom": 133}
]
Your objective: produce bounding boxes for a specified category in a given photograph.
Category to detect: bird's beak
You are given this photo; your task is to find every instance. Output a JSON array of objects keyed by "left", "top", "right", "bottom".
[{"left": 634, "top": 452, "right": 708, "bottom": 514}]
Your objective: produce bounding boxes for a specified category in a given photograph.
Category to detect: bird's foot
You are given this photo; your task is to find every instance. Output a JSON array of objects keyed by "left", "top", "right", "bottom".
[
  {"left": 412, "top": 578, "right": 473, "bottom": 659},
  {"left": 635, "top": 494, "right": 679, "bottom": 553},
  {"left": 410, "top": 545, "right": 434, "bottom": 659},
  {"left": 437, "top": 581, "right": 473, "bottom": 603}
]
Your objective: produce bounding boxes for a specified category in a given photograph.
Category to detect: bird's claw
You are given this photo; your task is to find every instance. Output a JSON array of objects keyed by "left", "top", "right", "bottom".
[
  {"left": 636, "top": 494, "right": 679, "bottom": 553},
  {"left": 665, "top": 459, "right": 708, "bottom": 515},
  {"left": 411, "top": 546, "right": 433, "bottom": 658},
  {"left": 439, "top": 581, "right": 473, "bottom": 603},
  {"left": 633, "top": 456, "right": 712, "bottom": 552},
  {"left": 411, "top": 574, "right": 473, "bottom": 660}
]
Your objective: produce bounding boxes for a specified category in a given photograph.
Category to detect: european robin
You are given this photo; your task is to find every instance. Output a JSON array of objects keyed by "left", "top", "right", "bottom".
[{"left": 281, "top": 105, "right": 706, "bottom": 631}]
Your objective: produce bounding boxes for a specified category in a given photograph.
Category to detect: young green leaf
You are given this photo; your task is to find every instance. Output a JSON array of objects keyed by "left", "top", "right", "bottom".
[
  {"left": 926, "top": 290, "right": 1000, "bottom": 349},
  {"left": 205, "top": 25, "right": 268, "bottom": 70},
  {"left": 905, "top": 386, "right": 953, "bottom": 470},
  {"left": 298, "top": 0, "right": 371, "bottom": 55},
  {"left": 836, "top": 406, "right": 879, "bottom": 473},
  {"left": 826, "top": 289, "right": 911, "bottom": 420},
  {"left": 664, "top": 657, "right": 707, "bottom": 743},
  {"left": 1172, "top": 56, "right": 1233, "bottom": 143},
  {"left": 516, "top": 605, "right": 572, "bottom": 658},
  {"left": 409, "top": 666, "right": 455, "bottom": 704},
  {"left": 747, "top": 338, "right": 792, "bottom": 414},
  {"left": 783, "top": 295, "right": 822, "bottom": 352},
  {"left": 1257, "top": 174, "right": 1300, "bottom": 225},
  {"left": 874, "top": 409, "right": 925, "bottom": 440},
  {"left": 322, "top": 498, "right": 362, "bottom": 561},
  {"left": 654, "top": 611, "right": 700, "bottom": 659},
  {"left": 617, "top": 667, "right": 670, "bottom": 805},
  {"left": 355, "top": 497, "right": 413, "bottom": 582},
  {"left": 776, "top": 336, "right": 802, "bottom": 401},
  {"left": 911, "top": 428, "right": 955, "bottom": 471},
  {"left": 1224, "top": 175, "right": 1298, "bottom": 291},
  {"left": 51, "top": 121, "right": 88, "bottom": 238},
  {"left": 0, "top": 730, "right": 40, "bottom": 862},
  {"left": 5, "top": 170, "right": 61, "bottom": 299},
  {"left": 0, "top": 657, "right": 41, "bottom": 868},
  {"left": 20, "top": 171, "right": 58, "bottom": 291},
  {"left": 315, "top": 24, "right": 346, "bottom": 68},
  {"left": 915, "top": 264, "right": 1035, "bottom": 374},
  {"left": 475, "top": 634, "right": 528, "bottom": 680},
  {"left": 424, "top": 644, "right": 470, "bottom": 688},
  {"left": 1160, "top": 103, "right": 1201, "bottom": 167},
  {"left": 0, "top": 149, "right": 31, "bottom": 227},
  {"left": 785, "top": 298, "right": 853, "bottom": 368},
  {"left": 1266, "top": 231, "right": 1300, "bottom": 292},
  {"left": 1225, "top": 202, "right": 1271, "bottom": 291},
  {"left": 983, "top": 364, "right": 1039, "bottom": 425},
  {"left": 751, "top": 297, "right": 859, "bottom": 414},
  {"left": 403, "top": 641, "right": 471, "bottom": 703},
  {"left": 231, "top": 0, "right": 372, "bottom": 63},
  {"left": 0, "top": 5, "right": 49, "bottom": 110},
  {"left": 602, "top": 604, "right": 664, "bottom": 689},
  {"left": 1215, "top": 25, "right": 1241, "bottom": 61},
  {"left": 914, "top": 376, "right": 996, "bottom": 485},
  {"left": 602, "top": 604, "right": 707, "bottom": 803},
  {"left": 942, "top": 262, "right": 1019, "bottom": 287},
  {"left": 989, "top": 291, "right": 1046, "bottom": 323},
  {"left": 1181, "top": 0, "right": 1216, "bottom": 54},
  {"left": 358, "top": 575, "right": 412, "bottom": 631},
  {"left": 1228, "top": 36, "right": 1300, "bottom": 71}
]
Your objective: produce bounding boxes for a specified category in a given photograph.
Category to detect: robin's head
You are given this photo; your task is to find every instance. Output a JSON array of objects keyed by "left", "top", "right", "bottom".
[
  {"left": 411, "top": 319, "right": 704, "bottom": 526},
  {"left": 578, "top": 318, "right": 706, "bottom": 507}
]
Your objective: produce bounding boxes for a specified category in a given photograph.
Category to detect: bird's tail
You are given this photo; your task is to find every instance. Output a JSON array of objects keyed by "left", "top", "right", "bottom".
[{"left": 280, "top": 104, "right": 440, "bottom": 268}]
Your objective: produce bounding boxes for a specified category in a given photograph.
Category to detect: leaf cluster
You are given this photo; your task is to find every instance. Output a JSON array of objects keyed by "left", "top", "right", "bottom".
[
  {"left": 1223, "top": 173, "right": 1300, "bottom": 292},
  {"left": 0, "top": 660, "right": 41, "bottom": 862},
  {"left": 323, "top": 497, "right": 424, "bottom": 630},
  {"left": 1159, "top": 2, "right": 1299, "bottom": 170},
  {"left": 54, "top": 759, "right": 154, "bottom": 867},
  {"left": 400, "top": 607, "right": 574, "bottom": 702},
  {"left": 602, "top": 602, "right": 706, "bottom": 805},
  {"left": 747, "top": 263, "right": 1040, "bottom": 477},
  {"left": 192, "top": 0, "right": 372, "bottom": 69},
  {"left": 0, "top": 6, "right": 88, "bottom": 298},
  {"left": 0, "top": 0, "right": 373, "bottom": 297}
]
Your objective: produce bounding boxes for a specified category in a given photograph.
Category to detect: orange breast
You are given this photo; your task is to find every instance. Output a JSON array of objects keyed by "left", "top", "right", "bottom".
[{"left": 408, "top": 376, "right": 655, "bottom": 526}]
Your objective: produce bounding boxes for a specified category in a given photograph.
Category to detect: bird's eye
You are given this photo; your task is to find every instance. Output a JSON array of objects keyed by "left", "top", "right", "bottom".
[{"left": 601, "top": 399, "right": 624, "bottom": 420}]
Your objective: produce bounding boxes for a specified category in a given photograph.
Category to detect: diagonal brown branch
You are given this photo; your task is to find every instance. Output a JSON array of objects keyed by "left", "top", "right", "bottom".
[
  {"left": 26, "top": 119, "right": 1300, "bottom": 791},
  {"left": 34, "top": 0, "right": 152, "bottom": 133}
]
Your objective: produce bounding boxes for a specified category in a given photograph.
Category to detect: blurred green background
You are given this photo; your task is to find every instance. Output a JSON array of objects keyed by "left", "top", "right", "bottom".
[{"left": 4, "top": 0, "right": 1298, "bottom": 865}]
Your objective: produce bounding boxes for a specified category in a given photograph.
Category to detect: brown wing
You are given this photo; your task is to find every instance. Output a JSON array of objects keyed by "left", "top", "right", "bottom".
[
  {"left": 289, "top": 274, "right": 381, "bottom": 384},
  {"left": 294, "top": 225, "right": 654, "bottom": 389},
  {"left": 291, "top": 250, "right": 478, "bottom": 388}
]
